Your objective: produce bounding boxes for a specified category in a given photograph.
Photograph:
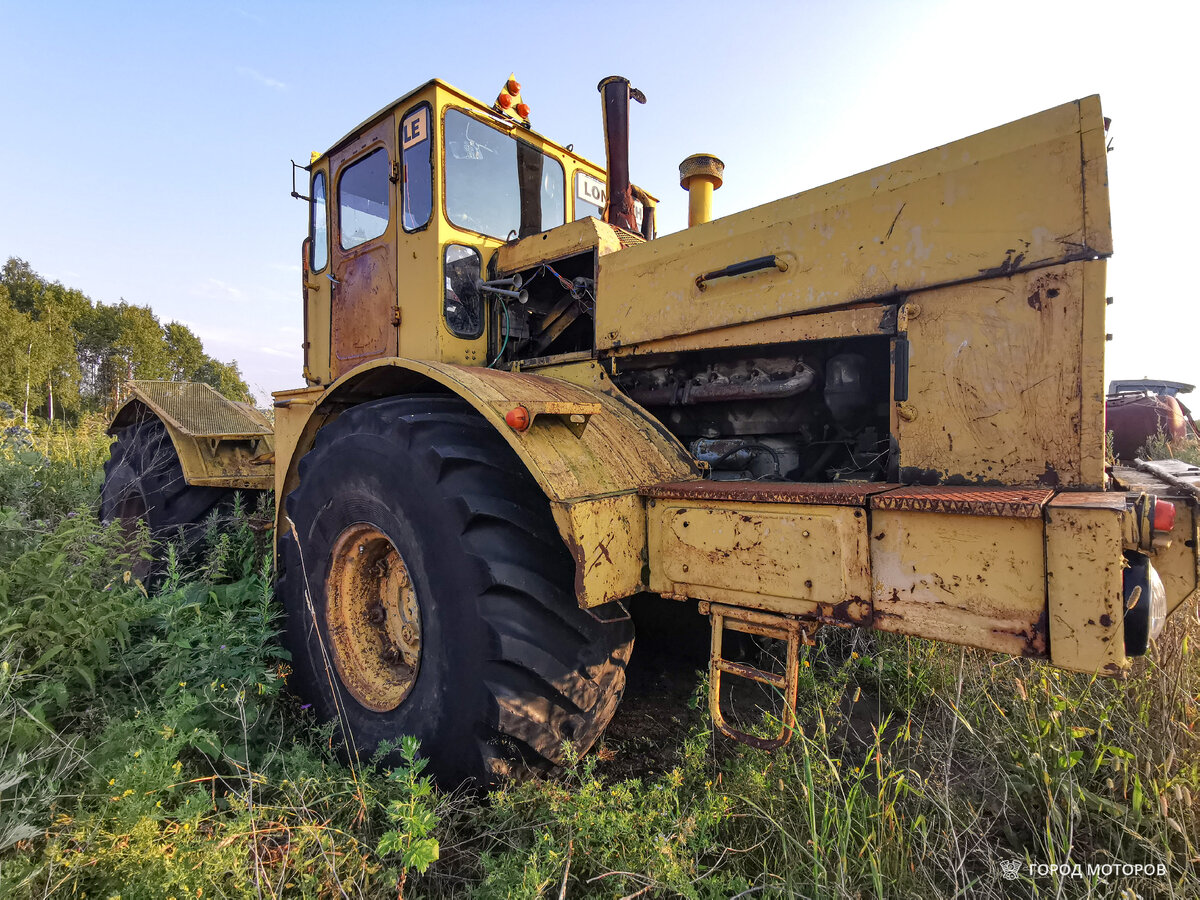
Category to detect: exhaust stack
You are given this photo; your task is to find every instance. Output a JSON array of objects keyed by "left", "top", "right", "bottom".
[
  {"left": 679, "top": 154, "right": 724, "bottom": 227},
  {"left": 597, "top": 76, "right": 645, "bottom": 233}
]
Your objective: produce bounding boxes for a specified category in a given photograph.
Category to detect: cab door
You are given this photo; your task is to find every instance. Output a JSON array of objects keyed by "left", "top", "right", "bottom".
[{"left": 329, "top": 119, "right": 398, "bottom": 379}]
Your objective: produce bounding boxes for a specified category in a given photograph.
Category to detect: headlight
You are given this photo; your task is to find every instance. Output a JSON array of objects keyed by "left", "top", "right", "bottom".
[
  {"left": 1123, "top": 553, "right": 1168, "bottom": 656},
  {"left": 1148, "top": 564, "right": 1167, "bottom": 644}
]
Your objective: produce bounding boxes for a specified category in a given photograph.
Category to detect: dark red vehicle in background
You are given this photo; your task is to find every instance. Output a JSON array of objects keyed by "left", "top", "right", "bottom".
[{"left": 1107, "top": 379, "right": 1197, "bottom": 461}]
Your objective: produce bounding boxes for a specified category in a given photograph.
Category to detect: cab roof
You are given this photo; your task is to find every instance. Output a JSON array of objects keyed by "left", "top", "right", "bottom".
[{"left": 312, "top": 78, "right": 606, "bottom": 173}]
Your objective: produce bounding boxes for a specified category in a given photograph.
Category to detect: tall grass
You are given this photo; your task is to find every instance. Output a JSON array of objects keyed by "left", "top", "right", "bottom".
[
  {"left": 1, "top": 416, "right": 1197, "bottom": 898},
  {"left": 1141, "top": 430, "right": 1200, "bottom": 467}
]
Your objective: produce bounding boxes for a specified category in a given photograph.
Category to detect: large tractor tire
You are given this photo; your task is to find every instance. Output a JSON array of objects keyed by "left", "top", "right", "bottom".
[
  {"left": 101, "top": 419, "right": 237, "bottom": 555},
  {"left": 277, "top": 395, "right": 634, "bottom": 788}
]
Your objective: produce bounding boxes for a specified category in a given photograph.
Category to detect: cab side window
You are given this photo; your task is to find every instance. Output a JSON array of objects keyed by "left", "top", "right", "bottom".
[
  {"left": 310, "top": 171, "right": 328, "bottom": 271},
  {"left": 402, "top": 105, "right": 433, "bottom": 231},
  {"left": 339, "top": 148, "right": 390, "bottom": 249},
  {"left": 443, "top": 244, "right": 483, "bottom": 339}
]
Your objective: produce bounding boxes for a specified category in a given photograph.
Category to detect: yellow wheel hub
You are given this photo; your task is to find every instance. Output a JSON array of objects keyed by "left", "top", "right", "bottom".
[{"left": 325, "top": 523, "right": 422, "bottom": 712}]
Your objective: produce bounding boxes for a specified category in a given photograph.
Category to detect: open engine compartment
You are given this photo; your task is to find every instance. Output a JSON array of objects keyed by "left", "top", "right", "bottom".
[
  {"left": 613, "top": 338, "right": 893, "bottom": 482},
  {"left": 489, "top": 233, "right": 896, "bottom": 485}
]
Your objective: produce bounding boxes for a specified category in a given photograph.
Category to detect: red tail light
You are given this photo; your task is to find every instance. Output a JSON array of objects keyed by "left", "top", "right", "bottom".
[{"left": 1153, "top": 497, "right": 1177, "bottom": 533}]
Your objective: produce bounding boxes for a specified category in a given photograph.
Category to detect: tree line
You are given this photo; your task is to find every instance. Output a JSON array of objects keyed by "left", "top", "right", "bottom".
[{"left": 0, "top": 257, "right": 252, "bottom": 424}]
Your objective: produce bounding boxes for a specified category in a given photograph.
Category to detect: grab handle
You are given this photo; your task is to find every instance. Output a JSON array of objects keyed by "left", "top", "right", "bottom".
[{"left": 696, "top": 254, "right": 787, "bottom": 291}]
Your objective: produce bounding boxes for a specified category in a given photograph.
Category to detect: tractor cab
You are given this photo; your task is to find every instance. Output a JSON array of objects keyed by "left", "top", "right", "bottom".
[{"left": 300, "top": 77, "right": 655, "bottom": 386}]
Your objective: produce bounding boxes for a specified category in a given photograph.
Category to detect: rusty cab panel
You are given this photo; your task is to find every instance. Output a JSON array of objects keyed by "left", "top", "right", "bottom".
[{"left": 328, "top": 116, "right": 400, "bottom": 379}]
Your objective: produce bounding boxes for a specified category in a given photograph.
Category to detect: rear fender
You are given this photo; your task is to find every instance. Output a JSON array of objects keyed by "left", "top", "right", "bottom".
[{"left": 109, "top": 381, "right": 274, "bottom": 490}]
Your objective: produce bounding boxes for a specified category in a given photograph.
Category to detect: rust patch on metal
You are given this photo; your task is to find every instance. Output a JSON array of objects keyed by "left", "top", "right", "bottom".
[
  {"left": 641, "top": 480, "right": 902, "bottom": 506},
  {"left": 987, "top": 608, "right": 1049, "bottom": 657},
  {"left": 562, "top": 528, "right": 590, "bottom": 605},
  {"left": 807, "top": 596, "right": 872, "bottom": 627},
  {"left": 898, "top": 466, "right": 1001, "bottom": 487},
  {"left": 1022, "top": 607, "right": 1049, "bottom": 657},
  {"left": 1037, "top": 464, "right": 1061, "bottom": 487},
  {"left": 870, "top": 485, "right": 1054, "bottom": 518},
  {"left": 978, "top": 249, "right": 1026, "bottom": 278}
]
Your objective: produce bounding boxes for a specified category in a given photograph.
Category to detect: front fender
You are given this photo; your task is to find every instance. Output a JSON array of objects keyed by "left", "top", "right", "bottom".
[{"left": 273, "top": 358, "right": 698, "bottom": 607}]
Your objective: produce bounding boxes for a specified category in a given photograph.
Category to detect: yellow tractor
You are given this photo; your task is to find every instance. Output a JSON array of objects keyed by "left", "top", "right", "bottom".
[{"left": 103, "top": 74, "right": 1200, "bottom": 787}]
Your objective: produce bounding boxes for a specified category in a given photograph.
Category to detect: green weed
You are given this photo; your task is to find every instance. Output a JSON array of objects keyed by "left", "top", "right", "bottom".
[
  {"left": 2, "top": 420, "right": 1200, "bottom": 899},
  {"left": 1142, "top": 429, "right": 1200, "bottom": 467}
]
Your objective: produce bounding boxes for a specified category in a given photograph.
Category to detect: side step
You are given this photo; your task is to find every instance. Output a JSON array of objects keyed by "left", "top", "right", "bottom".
[{"left": 699, "top": 601, "right": 815, "bottom": 750}]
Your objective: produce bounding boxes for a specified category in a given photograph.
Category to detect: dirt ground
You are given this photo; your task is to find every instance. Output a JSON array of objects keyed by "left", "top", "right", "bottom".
[{"left": 593, "top": 594, "right": 712, "bottom": 781}]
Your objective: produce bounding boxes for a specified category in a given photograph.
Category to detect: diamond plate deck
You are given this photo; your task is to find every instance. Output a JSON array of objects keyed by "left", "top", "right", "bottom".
[
  {"left": 640, "top": 480, "right": 901, "bottom": 507},
  {"left": 869, "top": 485, "right": 1054, "bottom": 518}
]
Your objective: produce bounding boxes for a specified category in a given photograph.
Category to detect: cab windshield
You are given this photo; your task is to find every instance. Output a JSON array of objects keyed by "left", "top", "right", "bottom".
[{"left": 444, "top": 108, "right": 564, "bottom": 240}]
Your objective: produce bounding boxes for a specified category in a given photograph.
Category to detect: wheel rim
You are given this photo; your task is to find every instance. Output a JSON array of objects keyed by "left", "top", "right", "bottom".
[{"left": 325, "top": 523, "right": 422, "bottom": 712}]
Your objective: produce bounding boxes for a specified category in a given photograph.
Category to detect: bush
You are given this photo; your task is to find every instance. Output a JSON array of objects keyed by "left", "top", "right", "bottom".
[
  {"left": 471, "top": 734, "right": 741, "bottom": 899},
  {"left": 0, "top": 412, "right": 111, "bottom": 522},
  {"left": 0, "top": 447, "right": 442, "bottom": 899}
]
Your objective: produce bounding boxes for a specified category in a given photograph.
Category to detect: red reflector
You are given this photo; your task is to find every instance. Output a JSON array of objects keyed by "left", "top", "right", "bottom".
[
  {"left": 505, "top": 406, "right": 531, "bottom": 432},
  {"left": 496, "top": 92, "right": 513, "bottom": 109},
  {"left": 507, "top": 79, "right": 521, "bottom": 95},
  {"left": 1153, "top": 497, "right": 1177, "bottom": 533},
  {"left": 515, "top": 102, "right": 530, "bottom": 118}
]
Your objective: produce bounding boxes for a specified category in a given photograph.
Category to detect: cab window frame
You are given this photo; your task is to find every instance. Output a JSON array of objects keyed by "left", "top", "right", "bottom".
[
  {"left": 440, "top": 105, "right": 566, "bottom": 241},
  {"left": 400, "top": 101, "right": 434, "bottom": 233},
  {"left": 309, "top": 169, "right": 329, "bottom": 273},
  {"left": 336, "top": 143, "right": 392, "bottom": 252},
  {"left": 442, "top": 243, "right": 485, "bottom": 341}
]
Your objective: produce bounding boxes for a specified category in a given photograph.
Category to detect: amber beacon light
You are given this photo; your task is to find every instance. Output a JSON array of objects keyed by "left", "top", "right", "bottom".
[{"left": 495, "top": 74, "right": 530, "bottom": 124}]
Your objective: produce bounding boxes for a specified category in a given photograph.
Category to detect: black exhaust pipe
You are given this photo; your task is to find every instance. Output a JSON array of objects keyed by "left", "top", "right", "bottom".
[{"left": 597, "top": 76, "right": 645, "bottom": 233}]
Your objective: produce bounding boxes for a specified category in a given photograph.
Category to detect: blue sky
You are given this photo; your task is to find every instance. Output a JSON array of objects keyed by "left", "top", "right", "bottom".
[{"left": 2, "top": 1, "right": 1197, "bottom": 402}]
